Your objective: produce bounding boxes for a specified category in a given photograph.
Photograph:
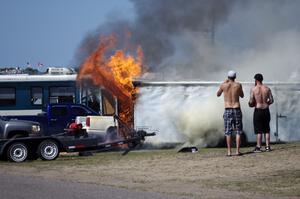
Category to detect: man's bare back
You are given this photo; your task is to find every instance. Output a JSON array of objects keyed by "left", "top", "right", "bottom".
[
  {"left": 217, "top": 79, "right": 244, "bottom": 108},
  {"left": 249, "top": 84, "right": 274, "bottom": 109}
]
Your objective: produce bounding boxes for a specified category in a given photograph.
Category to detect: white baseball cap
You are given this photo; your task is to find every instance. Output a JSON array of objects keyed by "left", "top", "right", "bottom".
[{"left": 227, "top": 70, "right": 236, "bottom": 78}]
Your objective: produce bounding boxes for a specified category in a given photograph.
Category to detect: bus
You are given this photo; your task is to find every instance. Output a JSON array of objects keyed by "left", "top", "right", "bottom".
[{"left": 0, "top": 68, "right": 117, "bottom": 117}]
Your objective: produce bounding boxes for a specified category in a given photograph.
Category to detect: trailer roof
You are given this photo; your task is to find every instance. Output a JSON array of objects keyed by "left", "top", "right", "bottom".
[
  {"left": 133, "top": 80, "right": 300, "bottom": 87},
  {"left": 0, "top": 74, "right": 77, "bottom": 82}
]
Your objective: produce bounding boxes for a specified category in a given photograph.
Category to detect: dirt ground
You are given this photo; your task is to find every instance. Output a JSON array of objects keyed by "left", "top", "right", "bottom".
[{"left": 0, "top": 142, "right": 299, "bottom": 199}]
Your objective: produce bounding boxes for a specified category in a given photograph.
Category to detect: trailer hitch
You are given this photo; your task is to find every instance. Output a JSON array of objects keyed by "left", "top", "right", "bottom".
[{"left": 121, "top": 130, "right": 156, "bottom": 155}]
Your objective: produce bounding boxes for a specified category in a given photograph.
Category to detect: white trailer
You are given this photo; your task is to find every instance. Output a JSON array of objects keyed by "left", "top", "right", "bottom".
[{"left": 134, "top": 81, "right": 300, "bottom": 146}]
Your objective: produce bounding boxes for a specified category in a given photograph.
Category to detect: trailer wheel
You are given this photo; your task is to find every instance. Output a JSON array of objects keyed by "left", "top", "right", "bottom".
[
  {"left": 7, "top": 142, "right": 28, "bottom": 163},
  {"left": 38, "top": 140, "right": 59, "bottom": 161}
]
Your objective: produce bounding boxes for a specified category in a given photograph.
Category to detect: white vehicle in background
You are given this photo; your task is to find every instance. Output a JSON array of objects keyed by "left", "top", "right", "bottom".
[{"left": 76, "top": 115, "right": 118, "bottom": 140}]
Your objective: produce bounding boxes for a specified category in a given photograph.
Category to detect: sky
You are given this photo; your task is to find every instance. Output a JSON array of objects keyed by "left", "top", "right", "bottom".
[
  {"left": 0, "top": 0, "right": 134, "bottom": 69},
  {"left": 1, "top": 0, "right": 300, "bottom": 82}
]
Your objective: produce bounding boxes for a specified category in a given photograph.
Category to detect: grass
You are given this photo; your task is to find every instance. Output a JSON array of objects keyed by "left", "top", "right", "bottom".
[
  {"left": 0, "top": 142, "right": 299, "bottom": 198},
  {"left": 206, "top": 169, "right": 300, "bottom": 197}
]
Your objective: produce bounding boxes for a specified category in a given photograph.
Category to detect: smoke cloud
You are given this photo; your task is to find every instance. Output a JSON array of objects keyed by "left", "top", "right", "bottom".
[
  {"left": 75, "top": 0, "right": 234, "bottom": 76},
  {"left": 75, "top": 0, "right": 300, "bottom": 146},
  {"left": 75, "top": 0, "right": 300, "bottom": 82},
  {"left": 131, "top": 0, "right": 233, "bottom": 68},
  {"left": 175, "top": 95, "right": 224, "bottom": 147},
  {"left": 134, "top": 86, "right": 225, "bottom": 147}
]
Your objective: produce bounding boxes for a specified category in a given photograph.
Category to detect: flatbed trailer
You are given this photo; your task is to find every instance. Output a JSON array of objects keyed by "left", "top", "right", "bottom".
[{"left": 0, "top": 130, "right": 155, "bottom": 163}]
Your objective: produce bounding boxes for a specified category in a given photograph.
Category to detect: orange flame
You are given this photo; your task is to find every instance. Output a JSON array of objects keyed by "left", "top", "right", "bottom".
[{"left": 77, "top": 34, "right": 143, "bottom": 134}]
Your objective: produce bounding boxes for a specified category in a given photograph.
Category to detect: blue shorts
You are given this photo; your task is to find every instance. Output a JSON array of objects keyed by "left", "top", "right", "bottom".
[{"left": 223, "top": 108, "right": 243, "bottom": 136}]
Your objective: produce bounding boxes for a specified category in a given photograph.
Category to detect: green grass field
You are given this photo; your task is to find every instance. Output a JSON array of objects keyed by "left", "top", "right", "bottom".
[{"left": 1, "top": 142, "right": 299, "bottom": 199}]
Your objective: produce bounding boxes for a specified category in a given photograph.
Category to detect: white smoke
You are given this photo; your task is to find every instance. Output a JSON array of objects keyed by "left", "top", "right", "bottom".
[
  {"left": 134, "top": 86, "right": 225, "bottom": 147},
  {"left": 175, "top": 95, "right": 224, "bottom": 147},
  {"left": 135, "top": 83, "right": 300, "bottom": 146},
  {"left": 227, "top": 31, "right": 300, "bottom": 82},
  {"left": 153, "top": 1, "right": 300, "bottom": 82}
]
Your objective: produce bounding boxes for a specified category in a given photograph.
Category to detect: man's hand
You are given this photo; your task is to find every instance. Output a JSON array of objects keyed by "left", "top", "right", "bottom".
[
  {"left": 217, "top": 85, "right": 223, "bottom": 97},
  {"left": 249, "top": 88, "right": 256, "bottom": 107},
  {"left": 248, "top": 100, "right": 256, "bottom": 107}
]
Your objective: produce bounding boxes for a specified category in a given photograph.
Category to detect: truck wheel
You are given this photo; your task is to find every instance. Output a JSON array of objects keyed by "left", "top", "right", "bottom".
[
  {"left": 7, "top": 142, "right": 28, "bottom": 163},
  {"left": 38, "top": 140, "right": 59, "bottom": 161}
]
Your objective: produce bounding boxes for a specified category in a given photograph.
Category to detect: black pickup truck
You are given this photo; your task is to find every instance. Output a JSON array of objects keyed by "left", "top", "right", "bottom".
[{"left": 0, "top": 117, "right": 41, "bottom": 139}]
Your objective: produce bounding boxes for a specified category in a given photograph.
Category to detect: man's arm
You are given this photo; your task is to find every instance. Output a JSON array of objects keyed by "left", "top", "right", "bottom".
[
  {"left": 248, "top": 88, "right": 256, "bottom": 107},
  {"left": 217, "top": 84, "right": 223, "bottom": 97},
  {"left": 239, "top": 83, "right": 244, "bottom": 98},
  {"left": 267, "top": 89, "right": 274, "bottom": 105}
]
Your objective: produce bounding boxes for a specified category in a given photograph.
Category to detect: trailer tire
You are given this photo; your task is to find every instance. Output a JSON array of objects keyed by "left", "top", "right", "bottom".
[
  {"left": 7, "top": 142, "right": 28, "bottom": 163},
  {"left": 38, "top": 140, "right": 59, "bottom": 161}
]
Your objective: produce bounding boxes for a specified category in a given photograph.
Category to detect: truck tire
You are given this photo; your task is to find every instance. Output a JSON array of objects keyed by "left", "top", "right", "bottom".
[
  {"left": 38, "top": 140, "right": 59, "bottom": 161},
  {"left": 7, "top": 142, "right": 28, "bottom": 163}
]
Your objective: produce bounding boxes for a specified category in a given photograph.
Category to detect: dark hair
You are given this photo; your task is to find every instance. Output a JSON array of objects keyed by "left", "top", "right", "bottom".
[
  {"left": 254, "top": 73, "right": 263, "bottom": 82},
  {"left": 228, "top": 76, "right": 236, "bottom": 81}
]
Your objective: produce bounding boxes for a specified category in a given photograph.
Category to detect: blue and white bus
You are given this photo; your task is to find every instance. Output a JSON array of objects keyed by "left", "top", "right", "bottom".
[
  {"left": 0, "top": 68, "right": 117, "bottom": 117},
  {"left": 0, "top": 74, "right": 78, "bottom": 116}
]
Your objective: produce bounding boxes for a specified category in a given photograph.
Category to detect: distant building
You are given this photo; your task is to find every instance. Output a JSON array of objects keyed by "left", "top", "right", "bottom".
[{"left": 0, "top": 67, "right": 23, "bottom": 75}]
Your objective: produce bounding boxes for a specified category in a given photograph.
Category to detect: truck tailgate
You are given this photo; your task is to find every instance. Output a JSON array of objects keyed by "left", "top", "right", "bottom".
[{"left": 77, "top": 116, "right": 116, "bottom": 134}]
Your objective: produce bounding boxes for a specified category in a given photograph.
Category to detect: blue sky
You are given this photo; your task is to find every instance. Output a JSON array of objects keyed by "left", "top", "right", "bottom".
[{"left": 0, "top": 0, "right": 134, "bottom": 69}]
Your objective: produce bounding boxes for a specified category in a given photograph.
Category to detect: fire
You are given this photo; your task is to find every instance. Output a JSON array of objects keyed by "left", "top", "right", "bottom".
[{"left": 77, "top": 34, "right": 143, "bottom": 135}]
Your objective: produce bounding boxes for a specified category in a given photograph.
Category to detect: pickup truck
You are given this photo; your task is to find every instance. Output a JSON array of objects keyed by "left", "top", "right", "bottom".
[
  {"left": 0, "top": 117, "right": 41, "bottom": 139},
  {"left": 5, "top": 104, "right": 99, "bottom": 136},
  {"left": 75, "top": 115, "right": 117, "bottom": 139}
]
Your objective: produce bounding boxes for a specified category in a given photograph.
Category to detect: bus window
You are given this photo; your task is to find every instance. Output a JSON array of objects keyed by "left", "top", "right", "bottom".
[
  {"left": 49, "top": 87, "right": 75, "bottom": 103},
  {"left": 31, "top": 87, "right": 43, "bottom": 105},
  {"left": 0, "top": 88, "right": 16, "bottom": 105}
]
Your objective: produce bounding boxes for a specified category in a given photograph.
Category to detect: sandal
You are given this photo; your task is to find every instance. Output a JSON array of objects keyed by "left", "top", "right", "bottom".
[
  {"left": 265, "top": 146, "right": 272, "bottom": 152},
  {"left": 253, "top": 146, "right": 262, "bottom": 153}
]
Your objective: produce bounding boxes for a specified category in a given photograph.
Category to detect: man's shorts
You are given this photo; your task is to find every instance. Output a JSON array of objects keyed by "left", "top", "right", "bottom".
[
  {"left": 223, "top": 108, "right": 243, "bottom": 136},
  {"left": 253, "top": 108, "right": 270, "bottom": 134}
]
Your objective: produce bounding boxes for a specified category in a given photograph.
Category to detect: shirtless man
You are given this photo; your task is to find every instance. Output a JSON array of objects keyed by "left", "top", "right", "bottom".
[
  {"left": 249, "top": 73, "right": 274, "bottom": 152},
  {"left": 217, "top": 71, "right": 244, "bottom": 156}
]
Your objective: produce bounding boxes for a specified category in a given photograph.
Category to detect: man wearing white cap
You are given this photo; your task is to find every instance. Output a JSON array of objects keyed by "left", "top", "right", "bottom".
[{"left": 217, "top": 71, "right": 244, "bottom": 156}]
